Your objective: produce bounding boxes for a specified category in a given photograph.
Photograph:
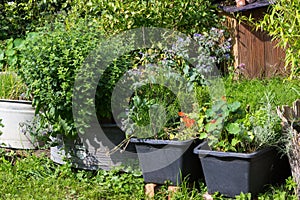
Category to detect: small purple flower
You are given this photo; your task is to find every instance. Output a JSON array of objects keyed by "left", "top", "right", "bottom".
[
  {"left": 193, "top": 33, "right": 202, "bottom": 38},
  {"left": 177, "top": 37, "right": 184, "bottom": 42},
  {"left": 224, "top": 44, "right": 232, "bottom": 50},
  {"left": 224, "top": 54, "right": 230, "bottom": 60}
]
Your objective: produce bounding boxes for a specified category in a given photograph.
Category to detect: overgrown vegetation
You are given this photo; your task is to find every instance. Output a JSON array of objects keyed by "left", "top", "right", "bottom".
[
  {"left": 224, "top": 77, "right": 300, "bottom": 111},
  {"left": 1, "top": 0, "right": 300, "bottom": 198},
  {"left": 19, "top": 18, "right": 105, "bottom": 138},
  {"left": 66, "top": 0, "right": 222, "bottom": 36},
  {"left": 0, "top": 0, "right": 68, "bottom": 40},
  {"left": 16, "top": 0, "right": 227, "bottom": 139}
]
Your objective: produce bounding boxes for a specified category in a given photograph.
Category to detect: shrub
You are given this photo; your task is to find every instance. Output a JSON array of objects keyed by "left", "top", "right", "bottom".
[
  {"left": 68, "top": 0, "right": 222, "bottom": 36},
  {"left": 19, "top": 18, "right": 105, "bottom": 137},
  {"left": 0, "top": 0, "right": 69, "bottom": 40}
]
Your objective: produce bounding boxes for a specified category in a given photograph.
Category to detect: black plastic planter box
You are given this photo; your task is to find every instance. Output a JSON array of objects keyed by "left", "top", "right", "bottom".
[
  {"left": 193, "top": 141, "right": 281, "bottom": 197},
  {"left": 130, "top": 138, "right": 203, "bottom": 185}
]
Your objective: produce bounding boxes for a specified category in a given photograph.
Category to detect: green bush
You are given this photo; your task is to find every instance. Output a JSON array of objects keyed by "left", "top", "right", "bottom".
[
  {"left": 258, "top": 0, "right": 300, "bottom": 77},
  {"left": 19, "top": 18, "right": 105, "bottom": 137},
  {"left": 0, "top": 0, "right": 69, "bottom": 40},
  {"left": 68, "top": 0, "right": 222, "bottom": 36},
  {"left": 0, "top": 0, "right": 223, "bottom": 40}
]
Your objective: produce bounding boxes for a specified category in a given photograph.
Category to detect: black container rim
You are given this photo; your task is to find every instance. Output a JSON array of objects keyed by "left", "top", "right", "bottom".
[
  {"left": 130, "top": 138, "right": 195, "bottom": 146},
  {"left": 193, "top": 141, "right": 274, "bottom": 159},
  {"left": 0, "top": 99, "right": 32, "bottom": 105}
]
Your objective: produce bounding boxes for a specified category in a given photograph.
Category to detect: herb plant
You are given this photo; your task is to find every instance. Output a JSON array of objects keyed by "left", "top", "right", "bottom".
[
  {"left": 0, "top": 38, "right": 25, "bottom": 70},
  {"left": 121, "top": 28, "right": 231, "bottom": 140},
  {"left": 202, "top": 95, "right": 283, "bottom": 153},
  {"left": 19, "top": 18, "right": 105, "bottom": 138}
]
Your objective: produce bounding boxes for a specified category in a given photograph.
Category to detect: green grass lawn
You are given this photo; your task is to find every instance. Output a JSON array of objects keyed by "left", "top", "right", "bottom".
[{"left": 0, "top": 149, "right": 297, "bottom": 200}]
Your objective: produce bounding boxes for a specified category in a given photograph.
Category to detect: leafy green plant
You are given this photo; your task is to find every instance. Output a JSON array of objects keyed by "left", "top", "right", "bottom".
[
  {"left": 95, "top": 51, "right": 140, "bottom": 119},
  {"left": 0, "top": 0, "right": 69, "bottom": 40},
  {"left": 202, "top": 94, "right": 283, "bottom": 153},
  {"left": 68, "top": 0, "right": 222, "bottom": 36},
  {"left": 202, "top": 99, "right": 250, "bottom": 152},
  {"left": 120, "top": 28, "right": 230, "bottom": 141},
  {"left": 255, "top": 177, "right": 298, "bottom": 200},
  {"left": 0, "top": 38, "right": 25, "bottom": 70},
  {"left": 120, "top": 64, "right": 188, "bottom": 140},
  {"left": 19, "top": 18, "right": 105, "bottom": 138}
]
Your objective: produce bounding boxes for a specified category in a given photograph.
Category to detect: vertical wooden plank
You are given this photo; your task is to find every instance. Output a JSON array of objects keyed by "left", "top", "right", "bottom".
[
  {"left": 251, "top": 28, "right": 265, "bottom": 78},
  {"left": 264, "top": 33, "right": 286, "bottom": 77},
  {"left": 237, "top": 22, "right": 249, "bottom": 75},
  {"left": 238, "top": 22, "right": 265, "bottom": 78}
]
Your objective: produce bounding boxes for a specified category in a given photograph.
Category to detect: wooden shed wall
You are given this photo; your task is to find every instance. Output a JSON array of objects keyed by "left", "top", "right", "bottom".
[
  {"left": 237, "top": 22, "right": 286, "bottom": 78},
  {"left": 224, "top": 11, "right": 287, "bottom": 78}
]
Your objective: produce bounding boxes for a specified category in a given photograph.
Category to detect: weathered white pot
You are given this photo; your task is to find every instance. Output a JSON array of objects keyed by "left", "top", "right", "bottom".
[
  {"left": 0, "top": 99, "right": 38, "bottom": 149},
  {"left": 51, "top": 122, "right": 138, "bottom": 171}
]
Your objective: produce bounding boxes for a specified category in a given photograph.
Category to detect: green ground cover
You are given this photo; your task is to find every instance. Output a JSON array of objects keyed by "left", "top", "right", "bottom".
[{"left": 0, "top": 147, "right": 297, "bottom": 199}]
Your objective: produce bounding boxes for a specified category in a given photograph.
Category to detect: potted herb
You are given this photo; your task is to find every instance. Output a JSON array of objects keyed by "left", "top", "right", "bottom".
[
  {"left": 113, "top": 26, "right": 232, "bottom": 185},
  {"left": 117, "top": 55, "right": 211, "bottom": 186},
  {"left": 193, "top": 96, "right": 289, "bottom": 197},
  {"left": 120, "top": 67, "right": 206, "bottom": 185}
]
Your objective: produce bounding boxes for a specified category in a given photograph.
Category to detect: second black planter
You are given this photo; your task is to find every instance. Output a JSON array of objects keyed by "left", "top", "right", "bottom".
[
  {"left": 194, "top": 141, "right": 290, "bottom": 197},
  {"left": 130, "top": 138, "right": 203, "bottom": 185}
]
